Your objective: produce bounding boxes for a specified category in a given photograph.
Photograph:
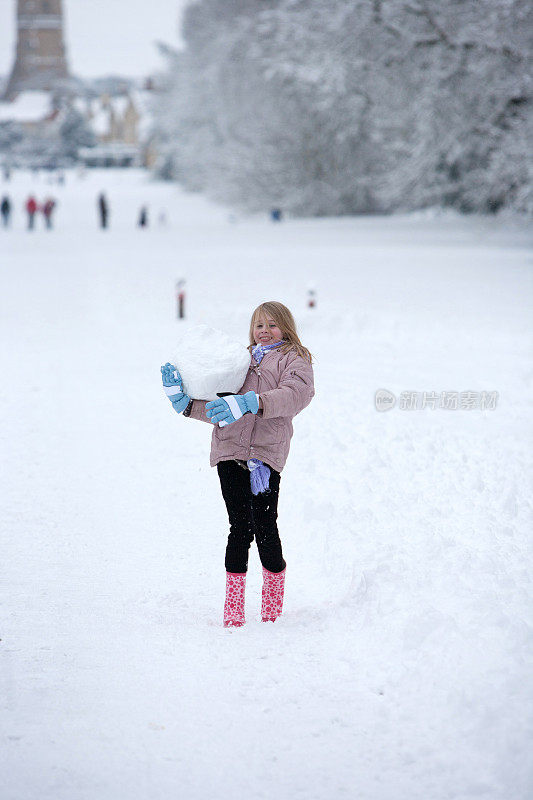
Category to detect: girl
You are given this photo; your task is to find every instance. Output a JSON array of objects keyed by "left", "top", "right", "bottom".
[{"left": 161, "top": 301, "right": 314, "bottom": 627}]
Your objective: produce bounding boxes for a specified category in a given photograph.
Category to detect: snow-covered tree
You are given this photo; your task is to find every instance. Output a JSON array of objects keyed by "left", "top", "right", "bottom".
[
  {"left": 60, "top": 107, "right": 96, "bottom": 159},
  {"left": 0, "top": 121, "right": 24, "bottom": 154},
  {"left": 152, "top": 0, "right": 532, "bottom": 215}
]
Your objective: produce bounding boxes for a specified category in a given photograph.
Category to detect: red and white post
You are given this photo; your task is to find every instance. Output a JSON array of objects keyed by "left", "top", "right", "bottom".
[{"left": 176, "top": 279, "right": 186, "bottom": 319}]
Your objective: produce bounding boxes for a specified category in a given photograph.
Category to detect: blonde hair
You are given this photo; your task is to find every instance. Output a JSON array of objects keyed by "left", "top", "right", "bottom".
[{"left": 248, "top": 301, "right": 313, "bottom": 363}]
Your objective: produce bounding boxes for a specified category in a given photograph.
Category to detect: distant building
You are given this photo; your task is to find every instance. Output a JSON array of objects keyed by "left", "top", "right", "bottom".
[
  {"left": 0, "top": 89, "right": 54, "bottom": 129},
  {"left": 76, "top": 91, "right": 154, "bottom": 168},
  {"left": 76, "top": 94, "right": 142, "bottom": 146},
  {"left": 0, "top": 1, "right": 158, "bottom": 169},
  {"left": 0, "top": 89, "right": 70, "bottom": 169},
  {"left": 3, "top": 0, "right": 70, "bottom": 101}
]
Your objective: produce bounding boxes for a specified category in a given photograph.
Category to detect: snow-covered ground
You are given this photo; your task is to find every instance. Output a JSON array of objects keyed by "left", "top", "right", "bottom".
[{"left": 1, "top": 169, "right": 532, "bottom": 800}]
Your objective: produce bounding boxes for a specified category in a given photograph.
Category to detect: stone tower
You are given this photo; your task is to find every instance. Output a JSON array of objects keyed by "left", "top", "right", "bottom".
[{"left": 3, "top": 0, "right": 70, "bottom": 100}]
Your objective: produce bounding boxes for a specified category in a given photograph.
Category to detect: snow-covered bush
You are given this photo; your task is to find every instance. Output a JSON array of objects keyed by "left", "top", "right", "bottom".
[{"left": 0, "top": 121, "right": 24, "bottom": 153}]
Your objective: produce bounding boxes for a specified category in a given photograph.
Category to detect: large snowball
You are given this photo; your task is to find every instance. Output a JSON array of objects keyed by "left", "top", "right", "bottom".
[{"left": 173, "top": 324, "right": 251, "bottom": 400}]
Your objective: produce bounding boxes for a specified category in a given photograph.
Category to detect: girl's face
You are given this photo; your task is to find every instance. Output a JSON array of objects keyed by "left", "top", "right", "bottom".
[{"left": 253, "top": 315, "right": 283, "bottom": 346}]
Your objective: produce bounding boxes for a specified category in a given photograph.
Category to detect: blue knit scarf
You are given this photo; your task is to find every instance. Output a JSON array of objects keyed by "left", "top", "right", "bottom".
[
  {"left": 251, "top": 339, "right": 285, "bottom": 364},
  {"left": 247, "top": 340, "right": 285, "bottom": 494}
]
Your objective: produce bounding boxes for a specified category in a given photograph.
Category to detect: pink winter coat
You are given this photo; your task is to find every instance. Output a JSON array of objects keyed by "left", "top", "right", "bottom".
[{"left": 187, "top": 347, "right": 315, "bottom": 472}]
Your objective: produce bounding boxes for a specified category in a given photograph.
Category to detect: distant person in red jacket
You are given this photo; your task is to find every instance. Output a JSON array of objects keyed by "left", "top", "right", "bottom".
[
  {"left": 26, "top": 195, "right": 37, "bottom": 230},
  {"left": 42, "top": 197, "right": 56, "bottom": 230}
]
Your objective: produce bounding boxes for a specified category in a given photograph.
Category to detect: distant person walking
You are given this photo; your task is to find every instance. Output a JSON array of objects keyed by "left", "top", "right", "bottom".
[
  {"left": 98, "top": 193, "right": 109, "bottom": 229},
  {"left": 25, "top": 196, "right": 37, "bottom": 230},
  {"left": 1, "top": 195, "right": 11, "bottom": 228},
  {"left": 42, "top": 197, "right": 56, "bottom": 229},
  {"left": 138, "top": 206, "right": 148, "bottom": 228}
]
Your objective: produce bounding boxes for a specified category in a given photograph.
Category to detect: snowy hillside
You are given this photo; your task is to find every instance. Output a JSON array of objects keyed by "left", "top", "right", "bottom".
[{"left": 1, "top": 169, "right": 532, "bottom": 800}]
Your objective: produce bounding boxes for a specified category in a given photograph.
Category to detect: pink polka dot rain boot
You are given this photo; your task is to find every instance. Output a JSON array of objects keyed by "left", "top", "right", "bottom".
[
  {"left": 223, "top": 572, "right": 247, "bottom": 627},
  {"left": 261, "top": 566, "right": 286, "bottom": 622}
]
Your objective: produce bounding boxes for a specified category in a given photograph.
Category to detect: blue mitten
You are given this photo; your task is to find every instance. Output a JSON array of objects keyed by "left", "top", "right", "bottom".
[
  {"left": 161, "top": 363, "right": 191, "bottom": 414},
  {"left": 205, "top": 391, "right": 259, "bottom": 425}
]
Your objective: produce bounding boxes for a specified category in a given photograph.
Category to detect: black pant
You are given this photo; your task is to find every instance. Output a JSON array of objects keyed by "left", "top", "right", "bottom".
[{"left": 217, "top": 460, "right": 286, "bottom": 574}]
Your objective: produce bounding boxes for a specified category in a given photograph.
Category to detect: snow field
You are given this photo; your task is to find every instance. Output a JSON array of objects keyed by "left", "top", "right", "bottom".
[{"left": 1, "top": 169, "right": 532, "bottom": 799}]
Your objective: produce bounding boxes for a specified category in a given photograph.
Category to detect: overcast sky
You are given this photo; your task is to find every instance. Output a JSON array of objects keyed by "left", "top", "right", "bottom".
[{"left": 0, "top": 0, "right": 189, "bottom": 79}]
